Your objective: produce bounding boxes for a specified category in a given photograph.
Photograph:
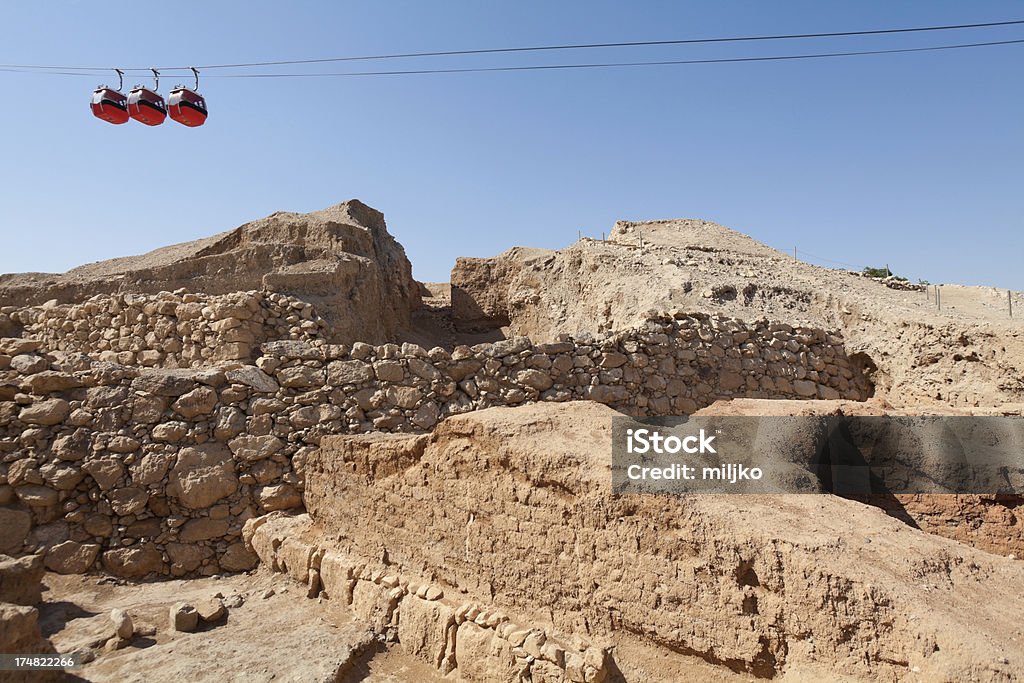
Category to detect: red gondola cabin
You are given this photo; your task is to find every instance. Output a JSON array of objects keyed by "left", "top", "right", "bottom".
[
  {"left": 127, "top": 85, "right": 167, "bottom": 126},
  {"left": 168, "top": 86, "right": 208, "bottom": 127},
  {"left": 90, "top": 86, "right": 130, "bottom": 125}
]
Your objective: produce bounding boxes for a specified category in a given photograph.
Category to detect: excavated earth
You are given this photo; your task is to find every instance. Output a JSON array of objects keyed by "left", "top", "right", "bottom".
[
  {"left": 0, "top": 201, "right": 1022, "bottom": 682},
  {"left": 0, "top": 200, "right": 421, "bottom": 345},
  {"left": 450, "top": 218, "right": 1024, "bottom": 409}
]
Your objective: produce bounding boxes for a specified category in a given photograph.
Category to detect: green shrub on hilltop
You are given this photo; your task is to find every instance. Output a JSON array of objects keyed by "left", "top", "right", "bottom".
[{"left": 862, "top": 266, "right": 907, "bottom": 281}]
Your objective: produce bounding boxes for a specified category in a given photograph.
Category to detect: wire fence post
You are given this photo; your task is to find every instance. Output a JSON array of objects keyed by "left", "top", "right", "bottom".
[
  {"left": 937, "top": 285, "right": 941, "bottom": 311},
  {"left": 1010, "top": 290, "right": 1014, "bottom": 319}
]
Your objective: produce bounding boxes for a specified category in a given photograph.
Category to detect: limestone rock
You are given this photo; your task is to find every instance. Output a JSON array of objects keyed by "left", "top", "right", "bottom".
[
  {"left": 109, "top": 487, "right": 149, "bottom": 516},
  {"left": 103, "top": 543, "right": 163, "bottom": 578},
  {"left": 24, "top": 370, "right": 82, "bottom": 394},
  {"left": 18, "top": 398, "right": 70, "bottom": 425},
  {"left": 398, "top": 595, "right": 455, "bottom": 670},
  {"left": 131, "top": 369, "right": 198, "bottom": 397},
  {"left": 225, "top": 366, "right": 279, "bottom": 393},
  {"left": 219, "top": 542, "right": 259, "bottom": 572},
  {"left": 0, "top": 554, "right": 44, "bottom": 605},
  {"left": 327, "top": 360, "right": 374, "bottom": 385},
  {"left": 44, "top": 540, "right": 100, "bottom": 574},
  {"left": 82, "top": 457, "right": 125, "bottom": 491},
  {"left": 14, "top": 485, "right": 58, "bottom": 508},
  {"left": 213, "top": 406, "right": 246, "bottom": 440},
  {"left": 0, "top": 338, "right": 42, "bottom": 355},
  {"left": 0, "top": 508, "right": 32, "bottom": 554},
  {"left": 179, "top": 518, "right": 229, "bottom": 543},
  {"left": 196, "top": 597, "right": 226, "bottom": 622},
  {"left": 228, "top": 434, "right": 284, "bottom": 463},
  {"left": 171, "top": 386, "right": 218, "bottom": 418},
  {"left": 110, "top": 608, "right": 134, "bottom": 640},
  {"left": 258, "top": 484, "right": 302, "bottom": 512},
  {"left": 169, "top": 602, "right": 199, "bottom": 632},
  {"left": 168, "top": 445, "right": 238, "bottom": 509}
]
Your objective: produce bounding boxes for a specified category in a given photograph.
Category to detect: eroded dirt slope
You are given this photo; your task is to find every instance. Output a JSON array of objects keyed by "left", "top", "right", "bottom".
[
  {"left": 450, "top": 218, "right": 1023, "bottom": 408},
  {"left": 306, "top": 401, "right": 1024, "bottom": 681},
  {"left": 0, "top": 200, "right": 421, "bottom": 344}
]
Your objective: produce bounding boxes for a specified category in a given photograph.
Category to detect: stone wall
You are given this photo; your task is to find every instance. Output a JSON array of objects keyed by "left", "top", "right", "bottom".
[
  {"left": 5, "top": 290, "right": 328, "bottom": 369},
  {"left": 0, "top": 311, "right": 869, "bottom": 579},
  {"left": 246, "top": 513, "right": 611, "bottom": 683}
]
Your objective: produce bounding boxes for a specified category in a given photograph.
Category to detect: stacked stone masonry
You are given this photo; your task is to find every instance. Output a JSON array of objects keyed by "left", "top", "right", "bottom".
[
  {"left": 246, "top": 513, "right": 610, "bottom": 683},
  {"left": 3, "top": 290, "right": 329, "bottom": 368},
  {"left": 0, "top": 310, "right": 869, "bottom": 578}
]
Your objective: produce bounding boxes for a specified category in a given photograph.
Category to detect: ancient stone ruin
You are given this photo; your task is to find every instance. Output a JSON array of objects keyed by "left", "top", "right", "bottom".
[{"left": 1, "top": 200, "right": 1022, "bottom": 682}]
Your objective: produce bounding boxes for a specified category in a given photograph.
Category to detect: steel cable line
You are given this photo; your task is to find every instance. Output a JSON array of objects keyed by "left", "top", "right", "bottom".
[
  {"left": 0, "top": 18, "right": 1022, "bottom": 73},
  {"left": 795, "top": 249, "right": 865, "bottom": 270},
  {"left": 2, "top": 38, "right": 1022, "bottom": 79},
  {"left": 202, "top": 39, "right": 1024, "bottom": 78}
]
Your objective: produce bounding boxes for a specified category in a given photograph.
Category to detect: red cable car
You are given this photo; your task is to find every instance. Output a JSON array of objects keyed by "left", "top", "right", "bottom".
[
  {"left": 168, "top": 68, "right": 208, "bottom": 127},
  {"left": 90, "top": 69, "right": 129, "bottom": 125},
  {"left": 127, "top": 69, "right": 167, "bottom": 126}
]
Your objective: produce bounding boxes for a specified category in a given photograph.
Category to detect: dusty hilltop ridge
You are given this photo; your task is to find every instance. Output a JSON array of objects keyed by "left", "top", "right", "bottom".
[{"left": 0, "top": 199, "right": 1022, "bottom": 682}]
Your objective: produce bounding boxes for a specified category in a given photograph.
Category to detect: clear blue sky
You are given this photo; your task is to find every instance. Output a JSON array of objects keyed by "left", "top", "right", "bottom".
[{"left": 1, "top": 1, "right": 1021, "bottom": 289}]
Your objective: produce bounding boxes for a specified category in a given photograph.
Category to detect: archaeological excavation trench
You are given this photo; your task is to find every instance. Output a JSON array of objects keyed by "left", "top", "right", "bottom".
[{"left": 1, "top": 201, "right": 1022, "bottom": 682}]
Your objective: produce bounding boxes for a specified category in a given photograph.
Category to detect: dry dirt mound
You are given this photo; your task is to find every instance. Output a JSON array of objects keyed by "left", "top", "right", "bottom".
[
  {"left": 0, "top": 200, "right": 421, "bottom": 344},
  {"left": 694, "top": 397, "right": 1024, "bottom": 560},
  {"left": 450, "top": 217, "right": 1023, "bottom": 408},
  {"left": 304, "top": 401, "right": 1024, "bottom": 681}
]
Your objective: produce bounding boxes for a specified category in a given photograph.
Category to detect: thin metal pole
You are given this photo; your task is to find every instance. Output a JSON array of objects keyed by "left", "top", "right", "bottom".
[{"left": 1010, "top": 290, "right": 1014, "bottom": 319}]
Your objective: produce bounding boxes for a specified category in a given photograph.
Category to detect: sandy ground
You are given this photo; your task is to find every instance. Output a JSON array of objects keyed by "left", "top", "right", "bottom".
[
  {"left": 35, "top": 568, "right": 755, "bottom": 683},
  {"left": 38, "top": 570, "right": 446, "bottom": 683}
]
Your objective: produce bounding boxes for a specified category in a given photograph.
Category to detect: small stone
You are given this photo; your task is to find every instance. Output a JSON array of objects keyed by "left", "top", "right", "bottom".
[
  {"left": 170, "top": 602, "right": 199, "bottom": 632},
  {"left": 196, "top": 597, "right": 226, "bottom": 622},
  {"left": 307, "top": 568, "right": 321, "bottom": 599},
  {"left": 111, "top": 608, "right": 134, "bottom": 639}
]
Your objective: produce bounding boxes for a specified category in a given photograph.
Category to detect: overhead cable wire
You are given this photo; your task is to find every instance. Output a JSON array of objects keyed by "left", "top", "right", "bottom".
[
  {"left": 796, "top": 249, "right": 864, "bottom": 270},
  {"left": 0, "top": 18, "right": 1021, "bottom": 73},
  {"left": 2, "top": 38, "right": 1022, "bottom": 79}
]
